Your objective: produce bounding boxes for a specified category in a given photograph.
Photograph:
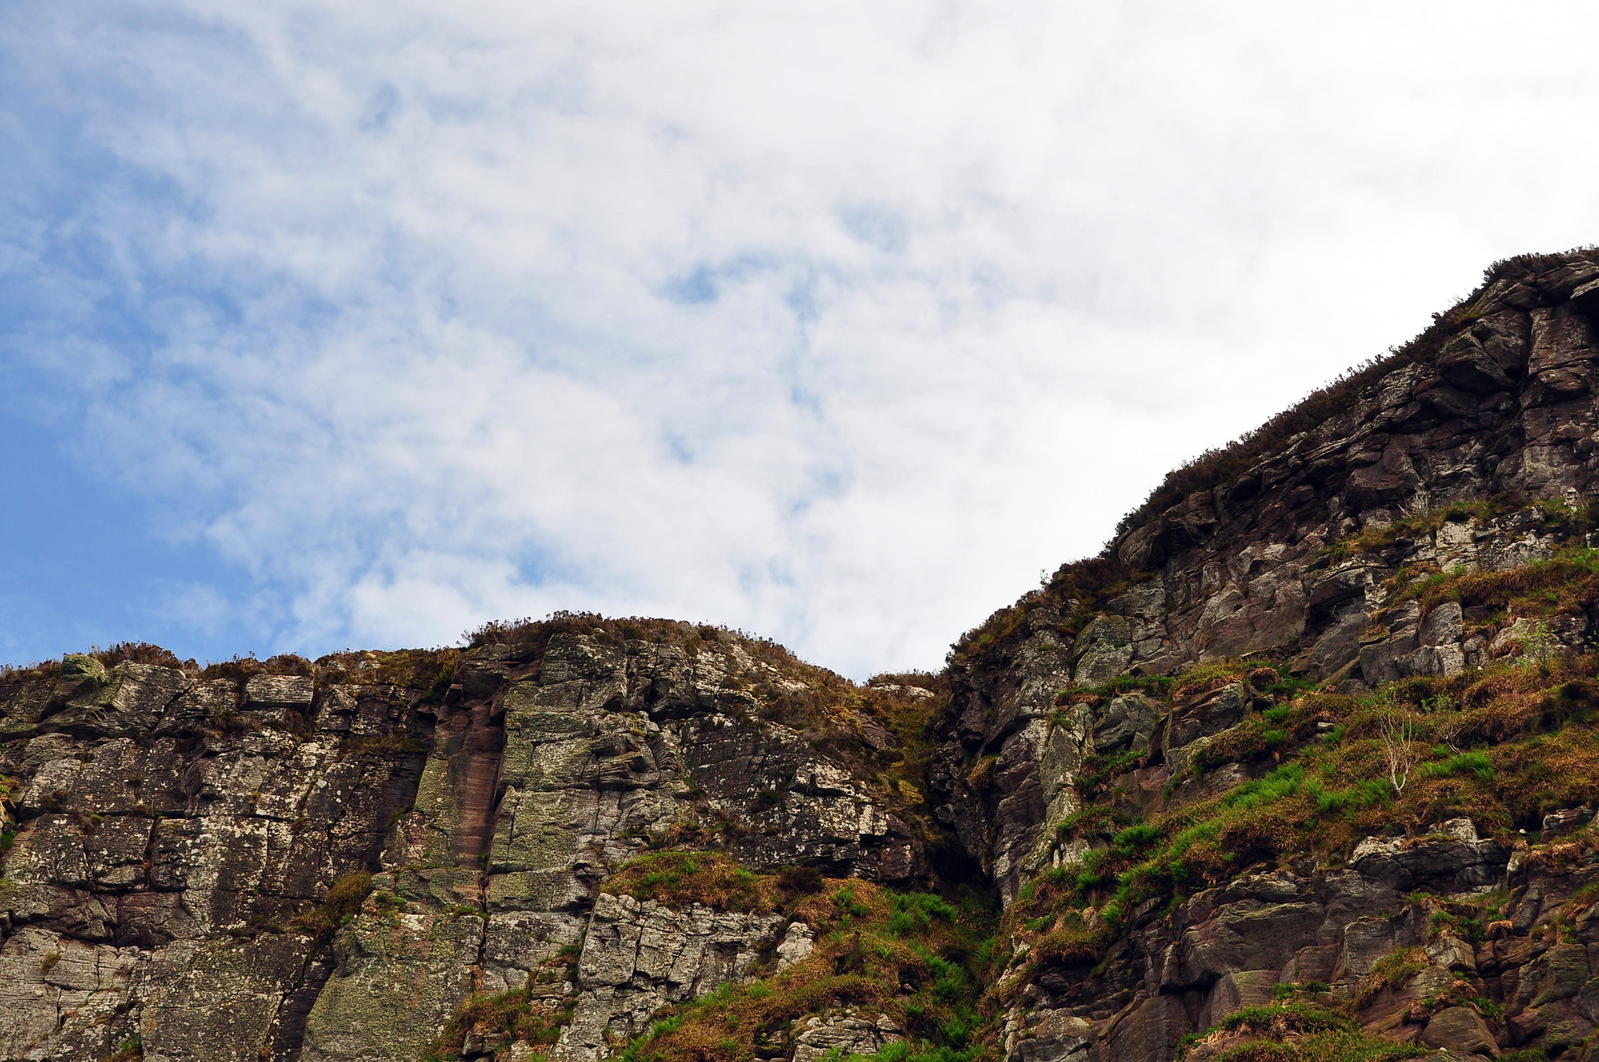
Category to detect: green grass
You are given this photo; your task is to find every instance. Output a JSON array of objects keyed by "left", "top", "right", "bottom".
[
  {"left": 1181, "top": 1002, "right": 1425, "bottom": 1062},
  {"left": 1219, "top": 1002, "right": 1351, "bottom": 1035},
  {"left": 1224, "top": 763, "right": 1307, "bottom": 809},
  {"left": 1416, "top": 751, "right": 1494, "bottom": 781},
  {"left": 887, "top": 892, "right": 958, "bottom": 936},
  {"left": 826, "top": 1043, "right": 984, "bottom": 1062},
  {"left": 603, "top": 877, "right": 998, "bottom": 1062},
  {"left": 1009, "top": 636, "right": 1599, "bottom": 1003},
  {"left": 1109, "top": 822, "right": 1161, "bottom": 855},
  {"left": 1310, "top": 778, "right": 1391, "bottom": 814}
]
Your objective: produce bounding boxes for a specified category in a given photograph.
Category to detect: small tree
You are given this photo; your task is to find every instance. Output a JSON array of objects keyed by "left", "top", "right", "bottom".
[
  {"left": 1423, "top": 694, "right": 1465, "bottom": 755},
  {"left": 1376, "top": 695, "right": 1418, "bottom": 796},
  {"left": 1522, "top": 620, "right": 1556, "bottom": 674}
]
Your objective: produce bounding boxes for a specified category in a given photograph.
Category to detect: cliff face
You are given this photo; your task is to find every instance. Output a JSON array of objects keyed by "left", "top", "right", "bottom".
[
  {"left": 8, "top": 250, "right": 1599, "bottom": 1062},
  {"left": 937, "top": 250, "right": 1599, "bottom": 902},
  {"left": 0, "top": 627, "right": 941, "bottom": 1062}
]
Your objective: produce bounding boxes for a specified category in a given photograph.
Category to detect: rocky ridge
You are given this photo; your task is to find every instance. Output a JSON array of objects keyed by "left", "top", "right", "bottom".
[
  {"left": 8, "top": 250, "right": 1599, "bottom": 1061},
  {"left": 0, "top": 623, "right": 942, "bottom": 1062}
]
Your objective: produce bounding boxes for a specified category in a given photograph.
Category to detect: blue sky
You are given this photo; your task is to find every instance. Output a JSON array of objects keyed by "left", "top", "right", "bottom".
[{"left": 6, "top": 2, "right": 1599, "bottom": 677}]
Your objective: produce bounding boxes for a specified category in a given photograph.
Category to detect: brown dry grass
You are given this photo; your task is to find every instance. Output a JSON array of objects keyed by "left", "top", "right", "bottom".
[{"left": 603, "top": 852, "right": 781, "bottom": 913}]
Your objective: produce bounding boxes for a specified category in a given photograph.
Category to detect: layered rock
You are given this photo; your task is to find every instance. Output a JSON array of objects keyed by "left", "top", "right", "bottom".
[
  {"left": 10, "top": 251, "right": 1599, "bottom": 1062},
  {"left": 1004, "top": 820, "right": 1599, "bottom": 1062},
  {"left": 924, "top": 250, "right": 1599, "bottom": 1061},
  {"left": 561, "top": 893, "right": 792, "bottom": 1060},
  {"left": 937, "top": 251, "right": 1599, "bottom": 899},
  {"left": 0, "top": 627, "right": 930, "bottom": 1062}
]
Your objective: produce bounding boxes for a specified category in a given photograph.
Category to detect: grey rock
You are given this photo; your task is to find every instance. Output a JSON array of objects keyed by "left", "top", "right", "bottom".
[
  {"left": 790, "top": 1012, "right": 902, "bottom": 1062},
  {"left": 1072, "top": 616, "right": 1133, "bottom": 685},
  {"left": 558, "top": 893, "right": 786, "bottom": 1061}
]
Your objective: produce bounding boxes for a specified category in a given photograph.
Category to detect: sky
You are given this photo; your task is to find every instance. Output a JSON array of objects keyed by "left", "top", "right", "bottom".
[{"left": 4, "top": 2, "right": 1599, "bottom": 679}]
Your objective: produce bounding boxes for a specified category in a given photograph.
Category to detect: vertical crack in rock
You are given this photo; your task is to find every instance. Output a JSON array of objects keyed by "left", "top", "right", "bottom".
[{"left": 452, "top": 695, "right": 508, "bottom": 868}]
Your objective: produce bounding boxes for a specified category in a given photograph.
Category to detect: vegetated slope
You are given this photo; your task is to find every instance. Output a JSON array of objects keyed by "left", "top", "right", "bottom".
[{"left": 8, "top": 250, "right": 1599, "bottom": 1062}]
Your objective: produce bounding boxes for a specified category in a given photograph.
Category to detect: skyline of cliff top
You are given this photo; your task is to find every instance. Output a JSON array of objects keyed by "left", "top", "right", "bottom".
[{"left": 9, "top": 3, "right": 1599, "bottom": 679}]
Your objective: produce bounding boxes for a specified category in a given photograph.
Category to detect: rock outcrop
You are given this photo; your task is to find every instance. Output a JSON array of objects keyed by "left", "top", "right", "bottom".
[
  {"left": 11, "top": 249, "right": 1599, "bottom": 1062},
  {"left": 938, "top": 251, "right": 1599, "bottom": 895},
  {"left": 0, "top": 627, "right": 931, "bottom": 1062}
]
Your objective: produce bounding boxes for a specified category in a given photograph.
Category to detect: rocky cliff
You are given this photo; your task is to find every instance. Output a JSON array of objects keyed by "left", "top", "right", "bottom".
[{"left": 9, "top": 250, "right": 1599, "bottom": 1062}]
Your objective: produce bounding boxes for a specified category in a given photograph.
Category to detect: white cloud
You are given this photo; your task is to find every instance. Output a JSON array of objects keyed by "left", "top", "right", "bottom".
[{"left": 9, "top": 1, "right": 1599, "bottom": 676}]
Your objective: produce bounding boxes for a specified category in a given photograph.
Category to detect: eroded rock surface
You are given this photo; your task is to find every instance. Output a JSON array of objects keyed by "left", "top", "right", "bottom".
[
  {"left": 938, "top": 252, "right": 1599, "bottom": 899},
  {"left": 11, "top": 251, "right": 1599, "bottom": 1062},
  {"left": 0, "top": 629, "right": 929, "bottom": 1062}
]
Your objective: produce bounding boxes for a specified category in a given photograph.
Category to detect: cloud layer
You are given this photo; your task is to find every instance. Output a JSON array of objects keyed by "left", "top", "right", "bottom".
[{"left": 7, "top": 2, "right": 1599, "bottom": 676}]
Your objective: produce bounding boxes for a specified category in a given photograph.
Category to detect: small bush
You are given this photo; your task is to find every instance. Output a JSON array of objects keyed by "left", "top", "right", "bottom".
[
  {"left": 1219, "top": 1001, "right": 1351, "bottom": 1036},
  {"left": 1030, "top": 920, "right": 1107, "bottom": 969},
  {"left": 833, "top": 885, "right": 870, "bottom": 920},
  {"left": 776, "top": 865, "right": 824, "bottom": 898},
  {"left": 423, "top": 988, "right": 574, "bottom": 1061},
  {"left": 101, "top": 1036, "right": 143, "bottom": 1062},
  {"left": 1351, "top": 947, "right": 1428, "bottom": 1008},
  {"left": 288, "top": 870, "right": 373, "bottom": 940},
  {"left": 605, "top": 852, "right": 776, "bottom": 912},
  {"left": 1109, "top": 823, "right": 1161, "bottom": 855},
  {"left": 888, "top": 892, "right": 957, "bottom": 936}
]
